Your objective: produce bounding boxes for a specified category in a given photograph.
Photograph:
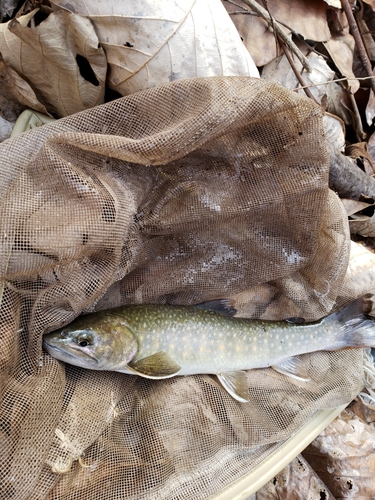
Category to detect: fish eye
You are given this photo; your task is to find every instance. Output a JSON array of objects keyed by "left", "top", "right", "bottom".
[{"left": 76, "top": 333, "right": 94, "bottom": 347}]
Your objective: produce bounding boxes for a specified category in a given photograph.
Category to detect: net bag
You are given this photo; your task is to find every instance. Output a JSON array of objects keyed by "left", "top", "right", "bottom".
[{"left": 0, "top": 76, "right": 367, "bottom": 499}]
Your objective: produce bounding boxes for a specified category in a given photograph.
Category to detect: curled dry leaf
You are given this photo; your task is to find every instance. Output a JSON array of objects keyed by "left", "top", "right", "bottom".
[
  {"left": 366, "top": 88, "right": 375, "bottom": 127},
  {"left": 256, "top": 454, "right": 335, "bottom": 500},
  {"left": 350, "top": 211, "right": 375, "bottom": 238},
  {"left": 224, "top": 0, "right": 330, "bottom": 67},
  {"left": 328, "top": 143, "right": 375, "bottom": 200},
  {"left": 340, "top": 241, "right": 375, "bottom": 316},
  {"left": 0, "top": 8, "right": 107, "bottom": 117},
  {"left": 261, "top": 40, "right": 335, "bottom": 107},
  {"left": 322, "top": 113, "right": 346, "bottom": 152},
  {"left": 363, "top": 0, "right": 375, "bottom": 10},
  {"left": 0, "top": 56, "right": 48, "bottom": 122},
  {"left": 346, "top": 142, "right": 375, "bottom": 176},
  {"left": 323, "top": 33, "right": 359, "bottom": 94},
  {"left": 303, "top": 404, "right": 375, "bottom": 499},
  {"left": 0, "top": 115, "right": 14, "bottom": 141},
  {"left": 367, "top": 130, "right": 375, "bottom": 163},
  {"left": 223, "top": 0, "right": 286, "bottom": 67},
  {"left": 51, "top": 0, "right": 259, "bottom": 96}
]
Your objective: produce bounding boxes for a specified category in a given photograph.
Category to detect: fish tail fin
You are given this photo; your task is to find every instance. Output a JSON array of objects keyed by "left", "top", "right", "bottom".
[{"left": 326, "top": 294, "right": 375, "bottom": 349}]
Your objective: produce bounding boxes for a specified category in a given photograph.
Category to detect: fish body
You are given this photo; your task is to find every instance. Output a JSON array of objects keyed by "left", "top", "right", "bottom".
[{"left": 43, "top": 296, "right": 375, "bottom": 402}]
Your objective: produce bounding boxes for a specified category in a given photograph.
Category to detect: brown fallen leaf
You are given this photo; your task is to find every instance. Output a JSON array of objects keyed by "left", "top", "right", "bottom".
[
  {"left": 0, "top": 55, "right": 48, "bottom": 122},
  {"left": 51, "top": 0, "right": 258, "bottom": 96},
  {"left": 341, "top": 198, "right": 373, "bottom": 217},
  {"left": 350, "top": 212, "right": 375, "bottom": 237},
  {"left": 323, "top": 33, "right": 359, "bottom": 94},
  {"left": 367, "top": 130, "right": 375, "bottom": 164},
  {"left": 224, "top": 0, "right": 331, "bottom": 67},
  {"left": 256, "top": 454, "right": 335, "bottom": 499},
  {"left": 0, "top": 8, "right": 107, "bottom": 117},
  {"left": 346, "top": 142, "right": 375, "bottom": 176},
  {"left": 303, "top": 401, "right": 375, "bottom": 499},
  {"left": 328, "top": 143, "right": 375, "bottom": 200},
  {"left": 261, "top": 39, "right": 335, "bottom": 108},
  {"left": 223, "top": 0, "right": 285, "bottom": 67}
]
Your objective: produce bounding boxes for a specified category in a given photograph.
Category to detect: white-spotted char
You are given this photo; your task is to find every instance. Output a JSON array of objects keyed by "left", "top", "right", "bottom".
[{"left": 43, "top": 296, "right": 375, "bottom": 402}]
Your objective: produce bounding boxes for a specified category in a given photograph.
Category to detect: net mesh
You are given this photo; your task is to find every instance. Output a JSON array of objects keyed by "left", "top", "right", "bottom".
[{"left": 0, "top": 76, "right": 367, "bottom": 499}]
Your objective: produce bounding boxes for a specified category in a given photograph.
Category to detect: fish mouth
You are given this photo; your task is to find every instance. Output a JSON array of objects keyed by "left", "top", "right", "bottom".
[{"left": 42, "top": 340, "right": 98, "bottom": 363}]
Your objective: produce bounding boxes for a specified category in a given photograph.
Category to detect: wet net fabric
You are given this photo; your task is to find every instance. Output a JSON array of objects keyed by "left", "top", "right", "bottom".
[{"left": 0, "top": 76, "right": 367, "bottom": 499}]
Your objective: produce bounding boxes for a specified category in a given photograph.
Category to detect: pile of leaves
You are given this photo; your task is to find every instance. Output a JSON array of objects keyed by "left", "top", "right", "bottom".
[{"left": 1, "top": 0, "right": 375, "bottom": 498}]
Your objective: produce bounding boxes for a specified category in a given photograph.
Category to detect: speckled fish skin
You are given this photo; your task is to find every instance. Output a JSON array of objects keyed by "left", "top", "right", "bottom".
[{"left": 43, "top": 297, "right": 375, "bottom": 377}]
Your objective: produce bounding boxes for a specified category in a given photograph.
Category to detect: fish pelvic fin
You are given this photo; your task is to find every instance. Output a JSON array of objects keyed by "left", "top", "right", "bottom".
[
  {"left": 126, "top": 352, "right": 181, "bottom": 379},
  {"left": 325, "top": 294, "right": 375, "bottom": 350},
  {"left": 216, "top": 371, "right": 249, "bottom": 403},
  {"left": 271, "top": 356, "right": 310, "bottom": 382}
]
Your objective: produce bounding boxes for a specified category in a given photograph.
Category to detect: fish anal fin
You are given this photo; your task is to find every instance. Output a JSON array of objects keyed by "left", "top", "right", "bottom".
[
  {"left": 127, "top": 352, "right": 181, "bottom": 379},
  {"left": 217, "top": 370, "right": 249, "bottom": 403},
  {"left": 271, "top": 356, "right": 310, "bottom": 382}
]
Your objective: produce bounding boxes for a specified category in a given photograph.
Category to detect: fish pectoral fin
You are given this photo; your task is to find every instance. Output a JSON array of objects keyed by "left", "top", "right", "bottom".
[
  {"left": 127, "top": 352, "right": 181, "bottom": 379},
  {"left": 271, "top": 356, "right": 310, "bottom": 382},
  {"left": 216, "top": 371, "right": 249, "bottom": 403}
]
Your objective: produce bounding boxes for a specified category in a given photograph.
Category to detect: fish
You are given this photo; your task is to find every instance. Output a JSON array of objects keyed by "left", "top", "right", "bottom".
[{"left": 42, "top": 296, "right": 375, "bottom": 403}]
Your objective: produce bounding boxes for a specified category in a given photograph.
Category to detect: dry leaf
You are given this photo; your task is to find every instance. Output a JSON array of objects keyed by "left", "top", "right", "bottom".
[
  {"left": 261, "top": 41, "right": 335, "bottom": 107},
  {"left": 223, "top": 0, "right": 286, "bottom": 67},
  {"left": 0, "top": 115, "right": 14, "bottom": 141},
  {"left": 362, "top": 0, "right": 375, "bottom": 10},
  {"left": 346, "top": 142, "right": 375, "bottom": 176},
  {"left": 0, "top": 0, "right": 19, "bottom": 21},
  {"left": 0, "top": 8, "right": 107, "bottom": 117},
  {"left": 341, "top": 198, "right": 373, "bottom": 216},
  {"left": 323, "top": 0, "right": 341, "bottom": 7},
  {"left": 256, "top": 454, "right": 335, "bottom": 500},
  {"left": 0, "top": 56, "right": 48, "bottom": 122},
  {"left": 350, "top": 212, "right": 375, "bottom": 237},
  {"left": 366, "top": 89, "right": 375, "bottom": 127},
  {"left": 328, "top": 143, "right": 375, "bottom": 201},
  {"left": 325, "top": 80, "right": 353, "bottom": 125},
  {"left": 323, "top": 113, "right": 345, "bottom": 151},
  {"left": 323, "top": 33, "right": 359, "bottom": 93},
  {"left": 51, "top": 0, "right": 259, "bottom": 96},
  {"left": 340, "top": 241, "right": 375, "bottom": 313},
  {"left": 367, "top": 130, "right": 375, "bottom": 164},
  {"left": 303, "top": 405, "right": 375, "bottom": 499},
  {"left": 224, "top": 0, "right": 330, "bottom": 67}
]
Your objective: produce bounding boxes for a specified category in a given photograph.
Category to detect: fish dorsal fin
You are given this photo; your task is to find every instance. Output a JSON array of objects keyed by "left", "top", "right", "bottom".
[
  {"left": 271, "top": 356, "right": 310, "bottom": 382},
  {"left": 216, "top": 371, "right": 249, "bottom": 403},
  {"left": 127, "top": 352, "right": 181, "bottom": 379},
  {"left": 196, "top": 299, "right": 237, "bottom": 317}
]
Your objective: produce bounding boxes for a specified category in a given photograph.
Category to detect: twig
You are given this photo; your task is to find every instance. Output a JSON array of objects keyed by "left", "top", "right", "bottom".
[
  {"left": 239, "top": 0, "right": 312, "bottom": 72},
  {"left": 293, "top": 75, "right": 375, "bottom": 91},
  {"left": 281, "top": 43, "right": 319, "bottom": 104},
  {"left": 341, "top": 0, "right": 375, "bottom": 95}
]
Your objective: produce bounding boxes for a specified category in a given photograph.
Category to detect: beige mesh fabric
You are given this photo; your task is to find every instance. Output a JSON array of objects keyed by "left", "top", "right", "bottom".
[{"left": 0, "top": 76, "right": 365, "bottom": 499}]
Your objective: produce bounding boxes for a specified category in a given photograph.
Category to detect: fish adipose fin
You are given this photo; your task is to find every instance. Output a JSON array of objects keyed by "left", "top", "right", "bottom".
[
  {"left": 271, "top": 356, "right": 310, "bottom": 382},
  {"left": 126, "top": 352, "right": 181, "bottom": 379},
  {"left": 217, "top": 371, "right": 249, "bottom": 403}
]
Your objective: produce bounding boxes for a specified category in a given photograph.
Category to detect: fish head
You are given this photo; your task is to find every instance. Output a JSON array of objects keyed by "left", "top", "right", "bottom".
[{"left": 43, "top": 313, "right": 138, "bottom": 371}]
